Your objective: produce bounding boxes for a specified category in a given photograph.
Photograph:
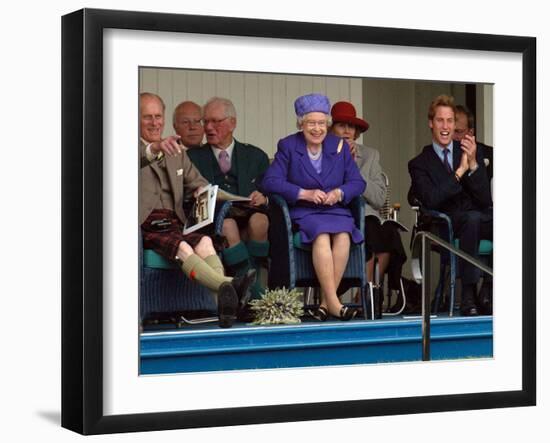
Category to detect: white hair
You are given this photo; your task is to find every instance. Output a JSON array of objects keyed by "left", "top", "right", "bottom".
[{"left": 203, "top": 97, "right": 237, "bottom": 119}]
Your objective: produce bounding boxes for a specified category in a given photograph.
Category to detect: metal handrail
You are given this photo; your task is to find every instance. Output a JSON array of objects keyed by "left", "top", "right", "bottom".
[{"left": 410, "top": 231, "right": 493, "bottom": 361}]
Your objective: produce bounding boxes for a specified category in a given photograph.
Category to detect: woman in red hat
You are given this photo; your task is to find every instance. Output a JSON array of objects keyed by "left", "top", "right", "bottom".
[{"left": 330, "top": 101, "right": 407, "bottom": 298}]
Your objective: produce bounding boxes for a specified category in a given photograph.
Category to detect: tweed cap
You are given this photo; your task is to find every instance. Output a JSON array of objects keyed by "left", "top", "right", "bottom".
[{"left": 294, "top": 93, "right": 331, "bottom": 117}]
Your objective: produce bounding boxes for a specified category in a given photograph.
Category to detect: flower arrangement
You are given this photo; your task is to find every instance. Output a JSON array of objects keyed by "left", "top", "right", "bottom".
[{"left": 249, "top": 287, "right": 304, "bottom": 325}]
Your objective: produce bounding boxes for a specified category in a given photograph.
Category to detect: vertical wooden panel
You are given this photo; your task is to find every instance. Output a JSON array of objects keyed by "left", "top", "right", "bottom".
[
  {"left": 258, "top": 74, "right": 274, "bottom": 154},
  {"left": 285, "top": 75, "right": 300, "bottom": 133},
  {"left": 325, "top": 76, "right": 341, "bottom": 107},
  {"left": 172, "top": 70, "right": 188, "bottom": 111},
  {"left": 202, "top": 71, "right": 216, "bottom": 105},
  {"left": 272, "top": 75, "right": 287, "bottom": 157},
  {"left": 139, "top": 68, "right": 158, "bottom": 93},
  {"left": 363, "top": 78, "right": 382, "bottom": 149},
  {"left": 215, "top": 71, "right": 230, "bottom": 97},
  {"left": 243, "top": 74, "right": 260, "bottom": 145},
  {"left": 312, "top": 76, "right": 326, "bottom": 94},
  {"left": 350, "top": 79, "right": 362, "bottom": 111},
  {"left": 298, "top": 75, "right": 313, "bottom": 95},
  {"left": 157, "top": 69, "right": 173, "bottom": 139},
  {"left": 144, "top": 68, "right": 372, "bottom": 159},
  {"left": 229, "top": 72, "right": 245, "bottom": 141},
  {"left": 340, "top": 78, "right": 350, "bottom": 101},
  {"left": 186, "top": 70, "right": 204, "bottom": 105}
]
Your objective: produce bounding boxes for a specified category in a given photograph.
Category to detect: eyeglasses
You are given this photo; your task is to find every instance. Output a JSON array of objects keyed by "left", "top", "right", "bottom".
[
  {"left": 201, "top": 117, "right": 230, "bottom": 126},
  {"left": 304, "top": 120, "right": 328, "bottom": 129},
  {"left": 142, "top": 115, "right": 163, "bottom": 123},
  {"left": 177, "top": 118, "right": 202, "bottom": 127}
]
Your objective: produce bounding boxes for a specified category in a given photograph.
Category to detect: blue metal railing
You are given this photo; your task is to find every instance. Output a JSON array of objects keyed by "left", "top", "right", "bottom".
[{"left": 410, "top": 231, "right": 493, "bottom": 361}]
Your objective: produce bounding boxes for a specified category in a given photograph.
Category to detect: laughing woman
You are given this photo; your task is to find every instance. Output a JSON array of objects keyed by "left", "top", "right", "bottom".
[{"left": 261, "top": 94, "right": 366, "bottom": 321}]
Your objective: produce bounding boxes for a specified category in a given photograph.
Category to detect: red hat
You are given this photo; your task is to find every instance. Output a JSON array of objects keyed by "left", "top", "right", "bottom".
[{"left": 330, "top": 101, "right": 369, "bottom": 133}]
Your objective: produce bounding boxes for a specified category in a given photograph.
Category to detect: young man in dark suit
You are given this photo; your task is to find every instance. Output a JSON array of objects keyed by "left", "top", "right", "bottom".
[
  {"left": 408, "top": 95, "right": 493, "bottom": 316},
  {"left": 187, "top": 97, "right": 270, "bottom": 301}
]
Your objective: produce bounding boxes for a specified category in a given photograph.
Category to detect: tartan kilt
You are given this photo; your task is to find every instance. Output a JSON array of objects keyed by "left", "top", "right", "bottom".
[{"left": 141, "top": 209, "right": 207, "bottom": 262}]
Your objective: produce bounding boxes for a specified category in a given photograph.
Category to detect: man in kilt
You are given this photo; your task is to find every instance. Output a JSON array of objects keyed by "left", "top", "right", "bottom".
[{"left": 139, "top": 92, "right": 255, "bottom": 328}]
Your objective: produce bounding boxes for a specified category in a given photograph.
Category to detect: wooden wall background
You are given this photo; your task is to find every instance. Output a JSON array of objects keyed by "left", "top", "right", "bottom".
[
  {"left": 140, "top": 67, "right": 362, "bottom": 158},
  {"left": 140, "top": 67, "right": 493, "bottom": 278}
]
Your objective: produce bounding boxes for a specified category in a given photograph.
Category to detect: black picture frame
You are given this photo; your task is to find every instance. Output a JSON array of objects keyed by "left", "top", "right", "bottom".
[{"left": 62, "top": 8, "right": 536, "bottom": 435}]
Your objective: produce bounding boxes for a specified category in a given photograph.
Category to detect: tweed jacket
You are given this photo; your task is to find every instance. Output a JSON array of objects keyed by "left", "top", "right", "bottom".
[{"left": 139, "top": 140, "right": 208, "bottom": 224}]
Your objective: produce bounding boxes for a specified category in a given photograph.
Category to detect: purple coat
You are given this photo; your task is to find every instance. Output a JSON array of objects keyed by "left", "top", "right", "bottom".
[{"left": 261, "top": 132, "right": 366, "bottom": 244}]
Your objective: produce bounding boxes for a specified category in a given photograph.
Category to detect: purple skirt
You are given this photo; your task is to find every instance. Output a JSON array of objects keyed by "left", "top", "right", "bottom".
[{"left": 294, "top": 212, "right": 363, "bottom": 245}]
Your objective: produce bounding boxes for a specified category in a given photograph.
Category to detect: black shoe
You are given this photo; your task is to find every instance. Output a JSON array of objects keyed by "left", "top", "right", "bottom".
[
  {"left": 477, "top": 283, "right": 493, "bottom": 315},
  {"left": 237, "top": 304, "right": 256, "bottom": 323},
  {"left": 231, "top": 269, "right": 257, "bottom": 308},
  {"left": 307, "top": 306, "right": 329, "bottom": 322},
  {"left": 460, "top": 284, "right": 479, "bottom": 317},
  {"left": 460, "top": 305, "right": 479, "bottom": 316},
  {"left": 336, "top": 306, "right": 357, "bottom": 321},
  {"left": 217, "top": 282, "right": 238, "bottom": 328}
]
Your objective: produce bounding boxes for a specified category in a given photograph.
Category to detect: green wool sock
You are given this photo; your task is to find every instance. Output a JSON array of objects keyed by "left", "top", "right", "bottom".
[
  {"left": 246, "top": 240, "right": 270, "bottom": 259},
  {"left": 222, "top": 241, "right": 251, "bottom": 277},
  {"left": 180, "top": 253, "right": 232, "bottom": 293}
]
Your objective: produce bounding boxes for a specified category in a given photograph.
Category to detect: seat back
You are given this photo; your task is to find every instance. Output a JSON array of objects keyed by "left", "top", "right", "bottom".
[{"left": 267, "top": 194, "right": 365, "bottom": 291}]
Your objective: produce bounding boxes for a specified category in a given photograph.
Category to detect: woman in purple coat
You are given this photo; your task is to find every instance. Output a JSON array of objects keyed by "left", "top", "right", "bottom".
[{"left": 261, "top": 94, "right": 366, "bottom": 321}]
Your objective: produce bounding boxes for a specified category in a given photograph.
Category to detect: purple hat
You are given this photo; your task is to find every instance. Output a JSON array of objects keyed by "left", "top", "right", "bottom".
[{"left": 294, "top": 93, "right": 331, "bottom": 117}]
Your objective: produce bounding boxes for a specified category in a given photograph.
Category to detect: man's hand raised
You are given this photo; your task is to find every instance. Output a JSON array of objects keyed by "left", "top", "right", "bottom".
[{"left": 150, "top": 135, "right": 183, "bottom": 157}]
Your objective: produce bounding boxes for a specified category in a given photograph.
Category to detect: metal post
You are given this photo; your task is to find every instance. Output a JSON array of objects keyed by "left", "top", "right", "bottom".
[{"left": 422, "top": 235, "right": 431, "bottom": 361}]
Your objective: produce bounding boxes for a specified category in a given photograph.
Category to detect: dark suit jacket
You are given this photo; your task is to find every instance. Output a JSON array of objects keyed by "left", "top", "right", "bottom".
[
  {"left": 408, "top": 141, "right": 492, "bottom": 216},
  {"left": 187, "top": 140, "right": 269, "bottom": 197},
  {"left": 478, "top": 141, "right": 493, "bottom": 181}
]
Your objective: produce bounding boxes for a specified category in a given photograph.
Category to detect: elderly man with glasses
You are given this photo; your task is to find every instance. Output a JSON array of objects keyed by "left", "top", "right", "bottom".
[
  {"left": 187, "top": 97, "right": 270, "bottom": 311},
  {"left": 172, "top": 100, "right": 205, "bottom": 150}
]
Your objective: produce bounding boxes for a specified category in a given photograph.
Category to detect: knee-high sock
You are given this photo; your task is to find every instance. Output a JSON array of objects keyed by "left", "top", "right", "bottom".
[
  {"left": 180, "top": 254, "right": 232, "bottom": 293},
  {"left": 222, "top": 241, "right": 251, "bottom": 276},
  {"left": 204, "top": 254, "right": 225, "bottom": 276},
  {"left": 246, "top": 240, "right": 269, "bottom": 260}
]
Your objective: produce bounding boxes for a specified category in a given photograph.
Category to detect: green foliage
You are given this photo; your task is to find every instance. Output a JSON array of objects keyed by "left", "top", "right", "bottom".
[{"left": 249, "top": 287, "right": 304, "bottom": 325}]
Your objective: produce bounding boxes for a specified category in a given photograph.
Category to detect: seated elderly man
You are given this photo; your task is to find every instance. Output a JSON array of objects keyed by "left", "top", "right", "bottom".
[
  {"left": 139, "top": 92, "right": 255, "bottom": 328},
  {"left": 172, "top": 100, "right": 204, "bottom": 150},
  {"left": 187, "top": 97, "right": 270, "bottom": 302}
]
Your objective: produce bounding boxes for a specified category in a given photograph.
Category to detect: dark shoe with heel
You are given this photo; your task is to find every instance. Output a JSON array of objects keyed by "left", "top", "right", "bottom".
[
  {"left": 460, "top": 284, "right": 479, "bottom": 317},
  {"left": 217, "top": 282, "right": 238, "bottom": 328},
  {"left": 337, "top": 306, "right": 357, "bottom": 321},
  {"left": 308, "top": 306, "right": 329, "bottom": 322},
  {"left": 460, "top": 305, "right": 479, "bottom": 316},
  {"left": 477, "top": 283, "right": 493, "bottom": 315}
]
